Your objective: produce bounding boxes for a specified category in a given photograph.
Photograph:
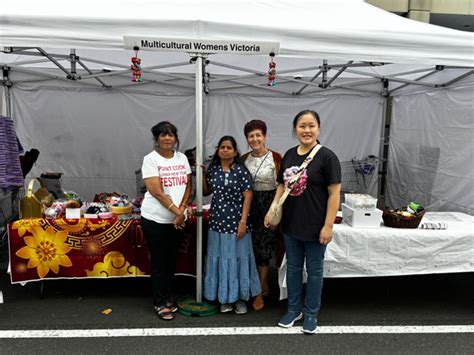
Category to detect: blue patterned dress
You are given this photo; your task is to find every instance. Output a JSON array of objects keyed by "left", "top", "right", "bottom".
[{"left": 203, "top": 163, "right": 261, "bottom": 304}]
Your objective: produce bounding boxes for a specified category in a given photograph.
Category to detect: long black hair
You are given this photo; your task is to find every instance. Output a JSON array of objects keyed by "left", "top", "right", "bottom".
[
  {"left": 151, "top": 121, "right": 180, "bottom": 151},
  {"left": 209, "top": 135, "right": 242, "bottom": 168}
]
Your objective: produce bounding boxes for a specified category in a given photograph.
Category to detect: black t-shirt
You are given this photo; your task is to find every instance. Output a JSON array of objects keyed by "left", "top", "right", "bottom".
[{"left": 277, "top": 145, "right": 341, "bottom": 241}]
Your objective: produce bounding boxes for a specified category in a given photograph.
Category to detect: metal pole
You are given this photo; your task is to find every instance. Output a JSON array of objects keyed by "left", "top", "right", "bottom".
[
  {"left": 379, "top": 79, "right": 391, "bottom": 206},
  {"left": 2, "top": 66, "right": 12, "bottom": 117},
  {"left": 5, "top": 86, "right": 11, "bottom": 118},
  {"left": 194, "top": 54, "right": 204, "bottom": 303}
]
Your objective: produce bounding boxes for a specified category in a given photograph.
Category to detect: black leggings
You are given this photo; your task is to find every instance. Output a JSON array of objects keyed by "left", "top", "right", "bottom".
[{"left": 141, "top": 217, "right": 183, "bottom": 307}]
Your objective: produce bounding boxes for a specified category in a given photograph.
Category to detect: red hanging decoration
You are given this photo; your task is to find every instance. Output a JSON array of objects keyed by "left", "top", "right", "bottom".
[
  {"left": 130, "top": 45, "right": 142, "bottom": 82},
  {"left": 267, "top": 52, "right": 276, "bottom": 86}
]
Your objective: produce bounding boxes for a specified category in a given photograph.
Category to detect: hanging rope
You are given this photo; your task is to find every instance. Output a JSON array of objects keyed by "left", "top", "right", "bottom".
[
  {"left": 267, "top": 52, "right": 276, "bottom": 86},
  {"left": 130, "top": 45, "right": 143, "bottom": 82}
]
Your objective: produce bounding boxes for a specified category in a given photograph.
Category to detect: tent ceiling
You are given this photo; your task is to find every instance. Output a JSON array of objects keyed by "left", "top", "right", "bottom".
[{"left": 1, "top": 47, "right": 473, "bottom": 97}]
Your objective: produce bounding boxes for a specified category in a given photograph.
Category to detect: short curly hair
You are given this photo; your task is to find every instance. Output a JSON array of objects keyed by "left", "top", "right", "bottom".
[{"left": 244, "top": 119, "right": 267, "bottom": 138}]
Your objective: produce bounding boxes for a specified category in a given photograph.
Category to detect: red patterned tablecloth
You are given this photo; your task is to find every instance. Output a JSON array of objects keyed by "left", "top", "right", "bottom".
[{"left": 8, "top": 214, "right": 207, "bottom": 284}]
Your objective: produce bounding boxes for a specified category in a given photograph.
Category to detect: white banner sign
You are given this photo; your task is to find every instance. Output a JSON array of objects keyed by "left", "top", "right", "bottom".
[{"left": 124, "top": 36, "right": 280, "bottom": 55}]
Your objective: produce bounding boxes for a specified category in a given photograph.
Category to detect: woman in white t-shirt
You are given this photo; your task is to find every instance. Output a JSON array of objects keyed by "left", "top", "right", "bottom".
[{"left": 141, "top": 121, "right": 192, "bottom": 321}]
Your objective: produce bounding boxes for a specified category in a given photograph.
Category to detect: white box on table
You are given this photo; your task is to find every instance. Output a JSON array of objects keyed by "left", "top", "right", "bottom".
[
  {"left": 65, "top": 208, "right": 81, "bottom": 219},
  {"left": 342, "top": 203, "right": 382, "bottom": 228}
]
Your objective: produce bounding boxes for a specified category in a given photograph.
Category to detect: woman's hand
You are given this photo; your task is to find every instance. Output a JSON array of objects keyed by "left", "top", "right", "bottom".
[
  {"left": 173, "top": 212, "right": 185, "bottom": 230},
  {"left": 319, "top": 225, "right": 333, "bottom": 245},
  {"left": 237, "top": 220, "right": 247, "bottom": 239},
  {"left": 263, "top": 213, "right": 277, "bottom": 230}
]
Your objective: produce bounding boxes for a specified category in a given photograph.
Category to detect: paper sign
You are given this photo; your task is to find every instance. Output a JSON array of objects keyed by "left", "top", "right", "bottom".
[{"left": 124, "top": 36, "right": 280, "bottom": 55}]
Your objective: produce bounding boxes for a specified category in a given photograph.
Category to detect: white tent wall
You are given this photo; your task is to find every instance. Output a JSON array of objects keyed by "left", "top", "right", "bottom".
[
  {"left": 205, "top": 94, "right": 383, "bottom": 163},
  {"left": 386, "top": 84, "right": 474, "bottom": 215},
  {"left": 12, "top": 87, "right": 196, "bottom": 199},
  {"left": 10, "top": 83, "right": 382, "bottom": 200}
]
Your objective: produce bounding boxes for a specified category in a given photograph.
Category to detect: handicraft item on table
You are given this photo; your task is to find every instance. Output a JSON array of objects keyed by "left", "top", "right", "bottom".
[
  {"left": 383, "top": 201, "right": 425, "bottom": 228},
  {"left": 130, "top": 45, "right": 143, "bottom": 82},
  {"left": 19, "top": 178, "right": 43, "bottom": 219}
]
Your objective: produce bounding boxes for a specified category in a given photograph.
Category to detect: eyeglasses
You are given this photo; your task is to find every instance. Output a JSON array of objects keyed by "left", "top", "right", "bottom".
[{"left": 224, "top": 172, "right": 229, "bottom": 186}]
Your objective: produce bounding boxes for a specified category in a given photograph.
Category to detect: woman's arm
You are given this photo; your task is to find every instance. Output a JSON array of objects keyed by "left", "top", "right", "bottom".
[
  {"left": 144, "top": 177, "right": 185, "bottom": 227},
  {"left": 319, "top": 183, "right": 341, "bottom": 245},
  {"left": 178, "top": 174, "right": 192, "bottom": 212},
  {"left": 263, "top": 183, "right": 285, "bottom": 228},
  {"left": 237, "top": 189, "right": 253, "bottom": 239}
]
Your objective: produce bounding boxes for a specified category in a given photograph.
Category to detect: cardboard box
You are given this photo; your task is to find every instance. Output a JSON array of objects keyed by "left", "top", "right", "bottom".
[{"left": 342, "top": 203, "right": 382, "bottom": 228}]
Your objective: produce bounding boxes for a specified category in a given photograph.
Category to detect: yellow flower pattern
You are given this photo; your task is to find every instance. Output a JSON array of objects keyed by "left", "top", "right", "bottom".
[
  {"left": 11, "top": 219, "right": 41, "bottom": 237},
  {"left": 16, "top": 226, "right": 73, "bottom": 278}
]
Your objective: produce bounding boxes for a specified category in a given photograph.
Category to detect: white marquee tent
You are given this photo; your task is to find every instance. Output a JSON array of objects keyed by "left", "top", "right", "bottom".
[
  {"left": 2, "top": 0, "right": 473, "bottom": 213},
  {"left": 1, "top": 0, "right": 473, "bottom": 300}
]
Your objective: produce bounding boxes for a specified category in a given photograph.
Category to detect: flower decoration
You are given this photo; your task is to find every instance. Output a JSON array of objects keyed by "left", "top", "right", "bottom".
[
  {"left": 11, "top": 219, "right": 41, "bottom": 237},
  {"left": 16, "top": 226, "right": 72, "bottom": 278}
]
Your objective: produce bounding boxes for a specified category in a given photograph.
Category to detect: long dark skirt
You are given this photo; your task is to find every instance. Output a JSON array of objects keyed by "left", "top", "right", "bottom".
[{"left": 250, "top": 190, "right": 277, "bottom": 266}]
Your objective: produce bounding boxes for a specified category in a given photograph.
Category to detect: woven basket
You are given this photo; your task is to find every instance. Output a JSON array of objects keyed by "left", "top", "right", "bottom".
[
  {"left": 382, "top": 208, "right": 425, "bottom": 229},
  {"left": 109, "top": 204, "right": 132, "bottom": 215}
]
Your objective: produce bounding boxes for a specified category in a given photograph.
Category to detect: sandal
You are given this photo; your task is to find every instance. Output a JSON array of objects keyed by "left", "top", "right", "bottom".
[
  {"left": 252, "top": 295, "right": 264, "bottom": 311},
  {"left": 166, "top": 302, "right": 178, "bottom": 313},
  {"left": 154, "top": 306, "right": 175, "bottom": 321}
]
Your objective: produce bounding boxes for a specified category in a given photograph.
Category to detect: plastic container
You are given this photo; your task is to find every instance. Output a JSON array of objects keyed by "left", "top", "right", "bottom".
[
  {"left": 344, "top": 194, "right": 377, "bottom": 210},
  {"left": 342, "top": 203, "right": 382, "bottom": 228}
]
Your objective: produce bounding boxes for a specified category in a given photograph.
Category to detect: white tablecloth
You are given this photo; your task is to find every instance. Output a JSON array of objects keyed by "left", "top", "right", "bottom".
[{"left": 279, "top": 212, "right": 474, "bottom": 299}]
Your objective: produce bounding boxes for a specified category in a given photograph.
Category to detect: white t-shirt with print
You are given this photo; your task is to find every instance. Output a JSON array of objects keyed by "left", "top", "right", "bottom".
[{"left": 141, "top": 150, "right": 191, "bottom": 224}]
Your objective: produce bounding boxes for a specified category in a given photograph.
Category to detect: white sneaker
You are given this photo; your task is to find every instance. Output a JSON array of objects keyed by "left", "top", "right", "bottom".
[
  {"left": 220, "top": 303, "right": 233, "bottom": 313},
  {"left": 234, "top": 300, "right": 248, "bottom": 315}
]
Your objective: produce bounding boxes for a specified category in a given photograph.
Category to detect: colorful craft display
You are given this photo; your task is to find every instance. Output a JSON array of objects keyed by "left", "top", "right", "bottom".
[
  {"left": 267, "top": 52, "right": 276, "bottom": 86},
  {"left": 8, "top": 212, "right": 209, "bottom": 283},
  {"left": 130, "top": 45, "right": 143, "bottom": 82}
]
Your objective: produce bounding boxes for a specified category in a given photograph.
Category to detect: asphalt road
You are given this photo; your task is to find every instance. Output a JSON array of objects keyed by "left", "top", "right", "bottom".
[{"left": 0, "top": 244, "right": 473, "bottom": 354}]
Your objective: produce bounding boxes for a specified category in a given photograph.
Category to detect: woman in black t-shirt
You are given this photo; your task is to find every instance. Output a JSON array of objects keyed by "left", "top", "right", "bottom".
[{"left": 264, "top": 110, "right": 341, "bottom": 334}]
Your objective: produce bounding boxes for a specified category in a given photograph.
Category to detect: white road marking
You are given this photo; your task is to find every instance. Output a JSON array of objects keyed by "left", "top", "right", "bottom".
[{"left": 0, "top": 326, "right": 473, "bottom": 338}]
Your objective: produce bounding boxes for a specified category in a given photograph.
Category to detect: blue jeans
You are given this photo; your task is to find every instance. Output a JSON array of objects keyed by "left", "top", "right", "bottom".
[{"left": 284, "top": 234, "right": 326, "bottom": 317}]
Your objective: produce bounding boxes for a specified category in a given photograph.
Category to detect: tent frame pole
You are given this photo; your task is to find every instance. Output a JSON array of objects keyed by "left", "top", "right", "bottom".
[
  {"left": 36, "top": 48, "right": 72, "bottom": 78},
  {"left": 379, "top": 79, "right": 391, "bottom": 205},
  {"left": 390, "top": 68, "right": 441, "bottom": 94},
  {"left": 193, "top": 53, "right": 206, "bottom": 303},
  {"left": 442, "top": 70, "right": 474, "bottom": 87},
  {"left": 2, "top": 66, "right": 12, "bottom": 118}
]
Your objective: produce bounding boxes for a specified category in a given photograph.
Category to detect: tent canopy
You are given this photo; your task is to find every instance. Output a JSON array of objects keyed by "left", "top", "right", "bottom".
[{"left": 1, "top": 0, "right": 473, "bottom": 66}]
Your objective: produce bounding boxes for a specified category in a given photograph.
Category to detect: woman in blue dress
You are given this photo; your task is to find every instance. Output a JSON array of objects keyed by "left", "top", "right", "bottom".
[{"left": 203, "top": 135, "right": 261, "bottom": 314}]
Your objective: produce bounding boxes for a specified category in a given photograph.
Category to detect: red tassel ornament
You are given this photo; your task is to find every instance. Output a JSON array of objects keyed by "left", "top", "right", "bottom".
[{"left": 130, "top": 46, "right": 143, "bottom": 82}]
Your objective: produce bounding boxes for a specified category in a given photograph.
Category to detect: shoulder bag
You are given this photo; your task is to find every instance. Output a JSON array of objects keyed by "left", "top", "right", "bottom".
[{"left": 267, "top": 144, "right": 322, "bottom": 226}]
